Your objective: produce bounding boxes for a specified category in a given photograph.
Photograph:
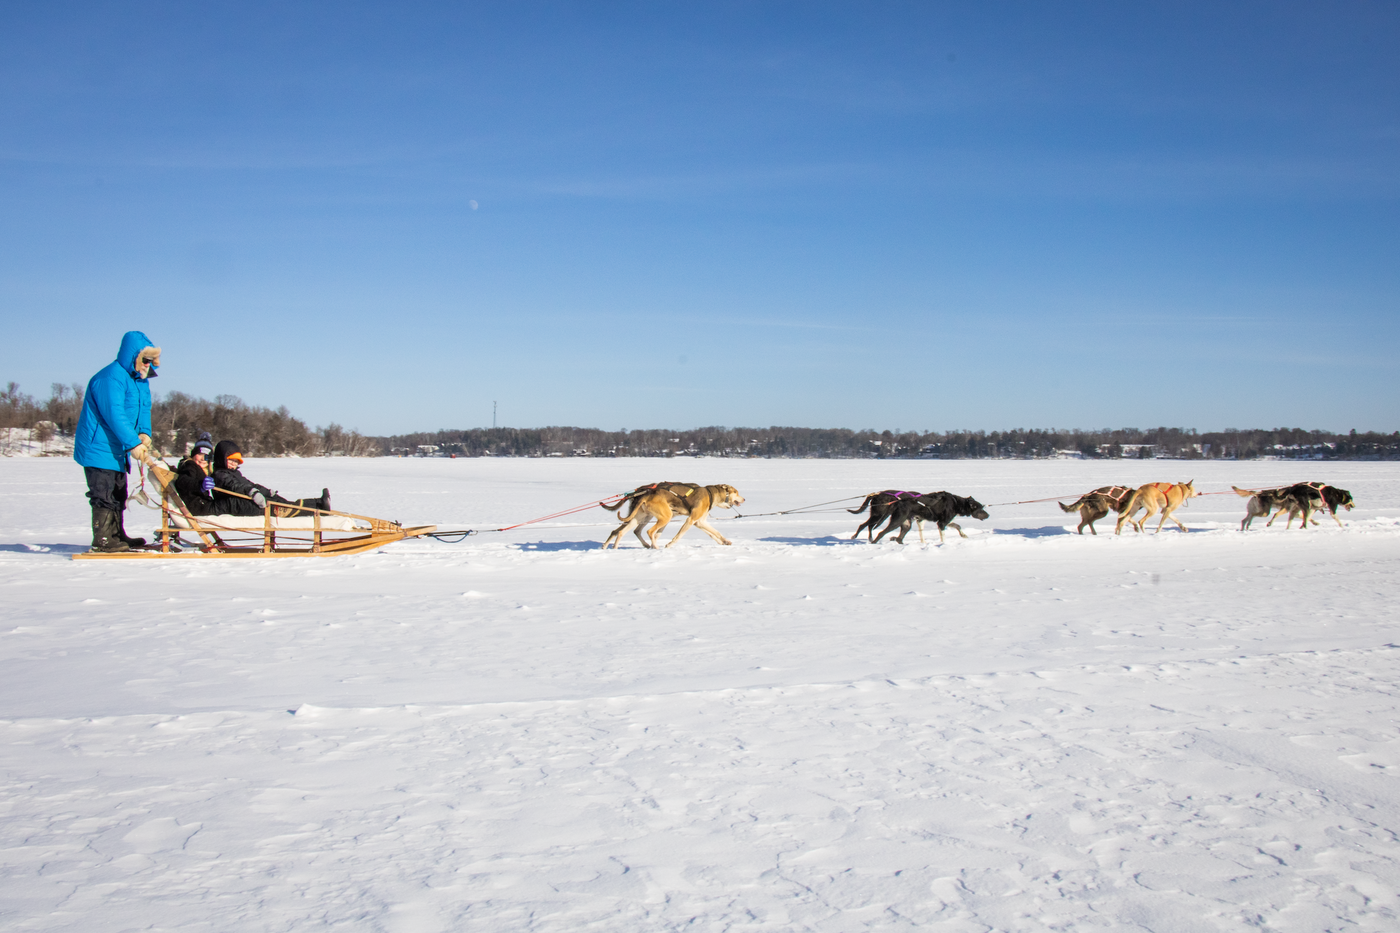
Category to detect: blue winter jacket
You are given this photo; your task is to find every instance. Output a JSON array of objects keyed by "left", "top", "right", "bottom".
[{"left": 73, "top": 331, "right": 159, "bottom": 472}]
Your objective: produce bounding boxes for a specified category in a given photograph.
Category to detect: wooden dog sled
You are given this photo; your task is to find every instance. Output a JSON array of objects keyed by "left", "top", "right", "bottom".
[{"left": 73, "top": 463, "right": 436, "bottom": 560}]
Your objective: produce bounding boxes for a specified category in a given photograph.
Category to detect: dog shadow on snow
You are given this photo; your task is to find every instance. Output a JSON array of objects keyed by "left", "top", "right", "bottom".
[
  {"left": 516, "top": 536, "right": 859, "bottom": 550},
  {"left": 993, "top": 525, "right": 1202, "bottom": 537},
  {"left": 0, "top": 543, "right": 87, "bottom": 555},
  {"left": 510, "top": 540, "right": 606, "bottom": 552},
  {"left": 772, "top": 526, "right": 1075, "bottom": 540},
  {"left": 992, "top": 526, "right": 1074, "bottom": 538},
  {"left": 763, "top": 527, "right": 1099, "bottom": 545},
  {"left": 504, "top": 526, "right": 1192, "bottom": 551},
  {"left": 759, "top": 535, "right": 857, "bottom": 546}
]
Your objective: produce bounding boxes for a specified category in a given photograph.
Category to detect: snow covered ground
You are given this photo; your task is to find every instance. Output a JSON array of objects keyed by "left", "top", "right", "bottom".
[{"left": 3, "top": 456, "right": 1400, "bottom": 932}]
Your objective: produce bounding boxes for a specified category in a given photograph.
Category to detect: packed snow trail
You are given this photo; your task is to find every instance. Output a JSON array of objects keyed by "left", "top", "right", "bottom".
[{"left": 2, "top": 458, "right": 1398, "bottom": 931}]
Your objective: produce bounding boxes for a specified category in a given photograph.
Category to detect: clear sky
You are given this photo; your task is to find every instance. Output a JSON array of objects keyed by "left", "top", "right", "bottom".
[{"left": 2, "top": 1, "right": 1397, "bottom": 435}]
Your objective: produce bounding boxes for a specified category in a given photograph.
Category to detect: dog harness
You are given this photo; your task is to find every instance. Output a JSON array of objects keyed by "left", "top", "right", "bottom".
[
  {"left": 618, "top": 482, "right": 705, "bottom": 508},
  {"left": 1298, "top": 481, "right": 1338, "bottom": 513}
]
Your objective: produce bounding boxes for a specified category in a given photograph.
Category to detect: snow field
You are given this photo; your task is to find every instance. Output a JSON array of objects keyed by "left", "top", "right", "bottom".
[{"left": 2, "top": 458, "right": 1399, "bottom": 931}]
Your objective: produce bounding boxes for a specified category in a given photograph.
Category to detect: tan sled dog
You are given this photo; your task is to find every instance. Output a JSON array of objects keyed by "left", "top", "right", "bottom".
[
  {"left": 602, "top": 482, "right": 745, "bottom": 549},
  {"left": 1115, "top": 480, "right": 1198, "bottom": 534}
]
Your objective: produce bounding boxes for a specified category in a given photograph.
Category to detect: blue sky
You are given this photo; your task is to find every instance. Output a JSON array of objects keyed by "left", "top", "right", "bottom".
[{"left": 2, "top": 1, "right": 1397, "bottom": 435}]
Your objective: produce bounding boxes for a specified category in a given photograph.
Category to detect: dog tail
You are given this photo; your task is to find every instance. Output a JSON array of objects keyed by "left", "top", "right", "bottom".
[
  {"left": 1059, "top": 495, "right": 1089, "bottom": 513},
  {"left": 848, "top": 494, "right": 875, "bottom": 515},
  {"left": 1231, "top": 485, "right": 1258, "bottom": 498},
  {"left": 602, "top": 484, "right": 655, "bottom": 513},
  {"left": 1117, "top": 489, "right": 1141, "bottom": 521}
]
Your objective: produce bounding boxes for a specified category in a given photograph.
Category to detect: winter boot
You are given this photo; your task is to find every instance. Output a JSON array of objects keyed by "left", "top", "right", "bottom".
[
  {"left": 90, "top": 509, "right": 131, "bottom": 553},
  {"left": 115, "top": 509, "right": 146, "bottom": 548},
  {"left": 292, "top": 489, "right": 331, "bottom": 516}
]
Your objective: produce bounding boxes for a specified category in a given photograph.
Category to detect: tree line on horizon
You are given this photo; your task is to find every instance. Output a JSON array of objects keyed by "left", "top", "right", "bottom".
[
  {"left": 2, "top": 382, "right": 372, "bottom": 458},
  {"left": 375, "top": 424, "right": 1400, "bottom": 460},
  {"left": 4, "top": 382, "right": 1398, "bottom": 460}
]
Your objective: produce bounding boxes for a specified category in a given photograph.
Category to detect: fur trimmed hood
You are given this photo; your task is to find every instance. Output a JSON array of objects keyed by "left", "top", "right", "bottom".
[{"left": 117, "top": 331, "right": 160, "bottom": 380}]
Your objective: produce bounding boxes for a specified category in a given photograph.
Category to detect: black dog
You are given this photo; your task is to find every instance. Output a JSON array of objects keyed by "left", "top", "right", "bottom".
[
  {"left": 1277, "top": 482, "right": 1356, "bottom": 529},
  {"left": 873, "top": 492, "right": 990, "bottom": 544},
  {"left": 848, "top": 489, "right": 922, "bottom": 541}
]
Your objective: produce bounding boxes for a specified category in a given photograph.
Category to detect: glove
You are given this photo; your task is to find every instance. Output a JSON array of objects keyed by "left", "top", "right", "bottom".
[
  {"left": 132, "top": 432, "right": 168, "bottom": 467},
  {"left": 201, "top": 477, "right": 215, "bottom": 494},
  {"left": 252, "top": 491, "right": 267, "bottom": 509}
]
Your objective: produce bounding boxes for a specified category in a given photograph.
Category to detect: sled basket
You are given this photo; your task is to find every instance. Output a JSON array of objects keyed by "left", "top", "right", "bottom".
[{"left": 73, "top": 462, "right": 436, "bottom": 560}]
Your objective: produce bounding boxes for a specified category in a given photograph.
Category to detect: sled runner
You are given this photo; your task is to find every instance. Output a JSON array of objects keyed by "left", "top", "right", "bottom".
[{"left": 72, "top": 463, "right": 435, "bottom": 560}]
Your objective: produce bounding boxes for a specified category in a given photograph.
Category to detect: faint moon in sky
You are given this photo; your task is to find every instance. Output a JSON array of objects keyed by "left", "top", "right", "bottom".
[{"left": 469, "top": 200, "right": 479, "bottom": 210}]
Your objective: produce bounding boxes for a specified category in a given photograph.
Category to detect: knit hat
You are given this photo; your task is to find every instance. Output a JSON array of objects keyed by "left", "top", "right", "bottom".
[{"left": 191, "top": 432, "right": 214, "bottom": 457}]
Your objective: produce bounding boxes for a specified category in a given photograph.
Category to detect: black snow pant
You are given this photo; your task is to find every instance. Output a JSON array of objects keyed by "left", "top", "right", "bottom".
[
  {"left": 84, "top": 467, "right": 128, "bottom": 513},
  {"left": 216, "top": 491, "right": 297, "bottom": 517}
]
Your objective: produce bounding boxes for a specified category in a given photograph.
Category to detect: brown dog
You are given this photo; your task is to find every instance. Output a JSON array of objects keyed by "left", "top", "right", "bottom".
[
  {"left": 1058, "top": 485, "right": 1134, "bottom": 535},
  {"left": 1232, "top": 485, "right": 1297, "bottom": 531},
  {"left": 848, "top": 490, "right": 923, "bottom": 541},
  {"left": 602, "top": 482, "right": 745, "bottom": 549},
  {"left": 1115, "top": 480, "right": 1198, "bottom": 534}
]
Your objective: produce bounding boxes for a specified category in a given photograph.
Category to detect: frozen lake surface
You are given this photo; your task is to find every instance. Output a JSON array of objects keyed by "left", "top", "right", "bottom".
[{"left": 3, "top": 457, "right": 1399, "bottom": 931}]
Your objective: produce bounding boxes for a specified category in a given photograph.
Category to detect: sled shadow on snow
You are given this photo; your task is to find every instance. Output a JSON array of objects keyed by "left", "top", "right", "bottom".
[{"left": 0, "top": 542, "right": 87, "bottom": 555}]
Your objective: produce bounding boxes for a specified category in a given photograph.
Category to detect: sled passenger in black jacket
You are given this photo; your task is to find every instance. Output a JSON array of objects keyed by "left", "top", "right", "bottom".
[
  {"left": 173, "top": 433, "right": 218, "bottom": 515},
  {"left": 211, "top": 440, "right": 331, "bottom": 518}
]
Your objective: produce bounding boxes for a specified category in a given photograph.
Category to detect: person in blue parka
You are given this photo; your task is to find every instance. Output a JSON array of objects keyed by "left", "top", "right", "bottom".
[{"left": 73, "top": 331, "right": 163, "bottom": 552}]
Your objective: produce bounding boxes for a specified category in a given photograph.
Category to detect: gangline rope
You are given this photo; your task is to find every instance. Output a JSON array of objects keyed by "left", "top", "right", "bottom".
[{"left": 427, "top": 487, "right": 1251, "bottom": 541}]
